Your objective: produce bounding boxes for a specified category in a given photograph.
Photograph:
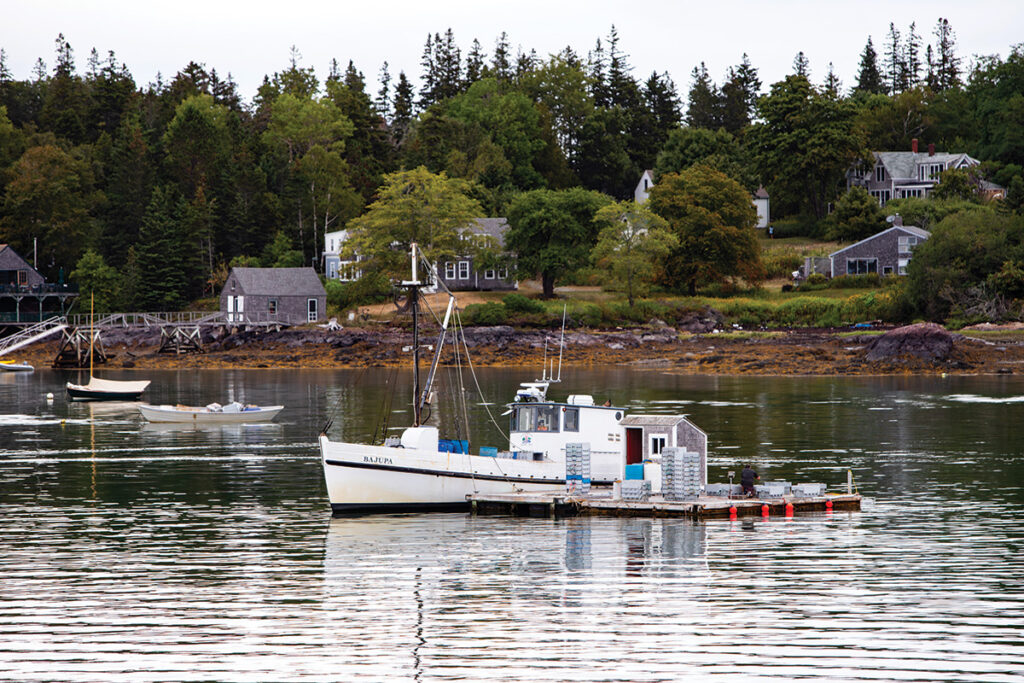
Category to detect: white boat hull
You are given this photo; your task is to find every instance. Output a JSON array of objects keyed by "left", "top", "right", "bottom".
[
  {"left": 140, "top": 404, "right": 283, "bottom": 423},
  {"left": 319, "top": 436, "right": 569, "bottom": 513}
]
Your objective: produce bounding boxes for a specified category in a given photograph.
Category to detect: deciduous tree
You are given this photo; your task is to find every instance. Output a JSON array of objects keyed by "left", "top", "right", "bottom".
[{"left": 591, "top": 200, "right": 677, "bottom": 305}]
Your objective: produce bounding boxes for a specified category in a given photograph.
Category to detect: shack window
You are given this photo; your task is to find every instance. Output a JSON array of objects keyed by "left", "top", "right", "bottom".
[
  {"left": 563, "top": 407, "right": 579, "bottom": 432},
  {"left": 268, "top": 299, "right": 278, "bottom": 315},
  {"left": 651, "top": 434, "right": 667, "bottom": 455}
]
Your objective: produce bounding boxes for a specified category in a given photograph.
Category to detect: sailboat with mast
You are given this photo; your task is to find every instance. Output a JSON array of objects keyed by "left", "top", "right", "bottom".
[
  {"left": 65, "top": 293, "right": 150, "bottom": 401},
  {"left": 318, "top": 244, "right": 634, "bottom": 513}
]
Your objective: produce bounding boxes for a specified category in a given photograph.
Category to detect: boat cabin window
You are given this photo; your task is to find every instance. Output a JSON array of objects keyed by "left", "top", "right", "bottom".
[
  {"left": 511, "top": 405, "right": 560, "bottom": 432},
  {"left": 563, "top": 407, "right": 579, "bottom": 432}
]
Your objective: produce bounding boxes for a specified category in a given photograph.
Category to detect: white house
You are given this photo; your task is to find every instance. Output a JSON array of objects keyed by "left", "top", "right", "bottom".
[
  {"left": 634, "top": 170, "right": 655, "bottom": 203},
  {"left": 323, "top": 230, "right": 361, "bottom": 282}
]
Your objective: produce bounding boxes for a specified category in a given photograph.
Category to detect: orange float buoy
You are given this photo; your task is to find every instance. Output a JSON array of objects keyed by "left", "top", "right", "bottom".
[
  {"left": 729, "top": 505, "right": 737, "bottom": 519},
  {"left": 761, "top": 503, "right": 769, "bottom": 517},
  {"left": 785, "top": 502, "right": 794, "bottom": 517}
]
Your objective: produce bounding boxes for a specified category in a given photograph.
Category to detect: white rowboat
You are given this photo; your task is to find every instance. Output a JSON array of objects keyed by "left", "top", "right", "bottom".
[{"left": 139, "top": 402, "right": 283, "bottom": 423}]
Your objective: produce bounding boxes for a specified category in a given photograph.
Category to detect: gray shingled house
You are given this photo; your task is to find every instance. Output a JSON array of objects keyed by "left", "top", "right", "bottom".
[
  {"left": 220, "top": 267, "right": 326, "bottom": 325},
  {"left": 436, "top": 218, "right": 517, "bottom": 292},
  {"left": 847, "top": 139, "right": 983, "bottom": 206},
  {"left": 828, "top": 221, "right": 930, "bottom": 277}
]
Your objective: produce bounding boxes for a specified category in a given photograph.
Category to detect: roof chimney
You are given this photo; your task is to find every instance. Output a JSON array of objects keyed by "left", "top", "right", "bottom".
[
  {"left": 928, "top": 143, "right": 935, "bottom": 156},
  {"left": 911, "top": 138, "right": 918, "bottom": 154}
]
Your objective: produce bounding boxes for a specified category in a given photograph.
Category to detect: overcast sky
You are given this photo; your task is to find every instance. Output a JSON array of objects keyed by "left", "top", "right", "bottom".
[{"left": 3, "top": 0, "right": 1021, "bottom": 101}]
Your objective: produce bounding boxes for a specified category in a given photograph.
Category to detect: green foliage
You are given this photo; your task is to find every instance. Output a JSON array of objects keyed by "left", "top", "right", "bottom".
[
  {"left": 827, "top": 273, "right": 883, "bottom": 289},
  {"left": 345, "top": 166, "right": 484, "bottom": 280},
  {"left": 654, "top": 127, "right": 752, "bottom": 189},
  {"left": 768, "top": 214, "right": 823, "bottom": 238},
  {"left": 461, "top": 301, "right": 508, "bottom": 325},
  {"left": 931, "top": 167, "right": 981, "bottom": 201},
  {"left": 591, "top": 201, "right": 678, "bottom": 305},
  {"left": 501, "top": 292, "right": 545, "bottom": 314},
  {"left": 826, "top": 186, "right": 888, "bottom": 240},
  {"left": 229, "top": 255, "right": 262, "bottom": 269},
  {"left": 135, "top": 185, "right": 189, "bottom": 310},
  {"left": 749, "top": 75, "right": 868, "bottom": 219},
  {"left": 324, "top": 272, "right": 392, "bottom": 311},
  {"left": 261, "top": 231, "right": 304, "bottom": 268},
  {"left": 884, "top": 197, "right": 995, "bottom": 230},
  {"left": 647, "top": 165, "right": 762, "bottom": 294},
  {"left": 505, "top": 186, "right": 612, "bottom": 297},
  {"left": 906, "top": 211, "right": 1024, "bottom": 320},
  {"left": 69, "top": 249, "right": 120, "bottom": 313}
]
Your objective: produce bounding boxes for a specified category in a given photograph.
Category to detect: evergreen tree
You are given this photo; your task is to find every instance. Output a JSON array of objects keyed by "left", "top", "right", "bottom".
[
  {"left": 792, "top": 51, "right": 810, "bottom": 78},
  {"left": 934, "top": 17, "right": 962, "bottom": 91},
  {"left": 686, "top": 62, "right": 720, "bottom": 129},
  {"left": 376, "top": 61, "right": 391, "bottom": 119},
  {"left": 391, "top": 71, "right": 414, "bottom": 146},
  {"left": 136, "top": 184, "right": 188, "bottom": 310},
  {"left": 884, "top": 23, "right": 906, "bottom": 94},
  {"left": 40, "top": 33, "right": 89, "bottom": 143},
  {"left": 823, "top": 63, "right": 841, "bottom": 97},
  {"left": 588, "top": 38, "right": 611, "bottom": 108},
  {"left": 606, "top": 25, "right": 638, "bottom": 108},
  {"left": 856, "top": 37, "right": 885, "bottom": 94},
  {"left": 906, "top": 22, "right": 922, "bottom": 88},
  {"left": 418, "top": 34, "right": 437, "bottom": 108},
  {"left": 465, "top": 39, "right": 485, "bottom": 86},
  {"left": 644, "top": 71, "right": 682, "bottom": 144},
  {"left": 925, "top": 44, "right": 939, "bottom": 90},
  {"left": 491, "top": 32, "right": 512, "bottom": 85},
  {"left": 102, "top": 111, "right": 153, "bottom": 266},
  {"left": 434, "top": 28, "right": 462, "bottom": 100}
]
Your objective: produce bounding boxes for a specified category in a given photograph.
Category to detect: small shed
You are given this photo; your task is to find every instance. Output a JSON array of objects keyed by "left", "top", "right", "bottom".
[
  {"left": 220, "top": 267, "right": 326, "bottom": 325},
  {"left": 0, "top": 244, "right": 45, "bottom": 289},
  {"left": 829, "top": 224, "right": 930, "bottom": 277},
  {"left": 619, "top": 414, "right": 708, "bottom": 485}
]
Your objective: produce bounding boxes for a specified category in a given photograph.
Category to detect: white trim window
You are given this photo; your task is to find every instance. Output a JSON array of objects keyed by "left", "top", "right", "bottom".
[
  {"left": 445, "top": 262, "right": 456, "bottom": 280},
  {"left": 898, "top": 236, "right": 918, "bottom": 255},
  {"left": 458, "top": 261, "right": 470, "bottom": 279},
  {"left": 484, "top": 269, "right": 495, "bottom": 280},
  {"left": 497, "top": 267, "right": 508, "bottom": 280},
  {"left": 650, "top": 434, "right": 667, "bottom": 455},
  {"left": 875, "top": 165, "right": 885, "bottom": 182}
]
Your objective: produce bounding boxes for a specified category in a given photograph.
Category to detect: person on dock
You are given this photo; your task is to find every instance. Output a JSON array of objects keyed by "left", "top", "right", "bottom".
[{"left": 741, "top": 465, "right": 759, "bottom": 497}]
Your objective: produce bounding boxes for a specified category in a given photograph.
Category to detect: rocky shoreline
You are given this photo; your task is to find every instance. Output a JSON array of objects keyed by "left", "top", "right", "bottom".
[{"left": 11, "top": 321, "right": 1024, "bottom": 376}]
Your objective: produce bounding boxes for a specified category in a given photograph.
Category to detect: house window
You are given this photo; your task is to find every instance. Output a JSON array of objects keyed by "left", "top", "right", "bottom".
[
  {"left": 329, "top": 239, "right": 334, "bottom": 252},
  {"left": 883, "top": 265, "right": 894, "bottom": 275},
  {"left": 18, "top": 270, "right": 28, "bottom": 286},
  {"left": 458, "top": 261, "right": 470, "bottom": 279},
  {"left": 870, "top": 189, "right": 891, "bottom": 206},
  {"left": 644, "top": 179, "right": 649, "bottom": 190},
  {"left": 898, "top": 236, "right": 918, "bottom": 254},
  {"left": 497, "top": 268, "right": 508, "bottom": 280},
  {"left": 875, "top": 165, "right": 885, "bottom": 182},
  {"left": 846, "top": 258, "right": 878, "bottom": 275},
  {"left": 307, "top": 298, "right": 318, "bottom": 322},
  {"left": 268, "top": 299, "right": 278, "bottom": 316},
  {"left": 900, "top": 188, "right": 924, "bottom": 199},
  {"left": 445, "top": 262, "right": 456, "bottom": 280},
  {"left": 484, "top": 269, "right": 495, "bottom": 280},
  {"left": 563, "top": 408, "right": 579, "bottom": 432},
  {"left": 328, "top": 262, "right": 337, "bottom": 279},
  {"left": 651, "top": 434, "right": 667, "bottom": 455},
  {"left": 339, "top": 262, "right": 361, "bottom": 282}
]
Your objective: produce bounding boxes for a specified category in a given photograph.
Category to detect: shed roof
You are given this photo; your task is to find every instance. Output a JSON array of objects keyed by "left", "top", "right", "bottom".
[
  {"left": 620, "top": 415, "right": 689, "bottom": 426},
  {"left": 227, "top": 267, "right": 326, "bottom": 296},
  {"left": 829, "top": 225, "right": 931, "bottom": 259}
]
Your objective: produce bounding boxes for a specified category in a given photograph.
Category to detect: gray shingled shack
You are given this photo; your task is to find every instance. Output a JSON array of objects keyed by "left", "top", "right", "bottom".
[
  {"left": 619, "top": 414, "right": 708, "bottom": 486},
  {"left": 220, "top": 267, "right": 326, "bottom": 325},
  {"left": 829, "top": 224, "right": 930, "bottom": 277}
]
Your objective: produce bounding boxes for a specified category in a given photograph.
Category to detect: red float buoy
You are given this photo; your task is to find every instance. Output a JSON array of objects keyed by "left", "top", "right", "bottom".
[
  {"left": 785, "top": 502, "right": 794, "bottom": 517},
  {"left": 761, "top": 503, "right": 769, "bottom": 517},
  {"left": 825, "top": 499, "right": 833, "bottom": 510},
  {"left": 729, "top": 505, "right": 737, "bottom": 518}
]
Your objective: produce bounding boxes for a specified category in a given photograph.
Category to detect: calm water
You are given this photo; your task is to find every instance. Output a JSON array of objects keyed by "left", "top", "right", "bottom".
[{"left": 1, "top": 367, "right": 1023, "bottom": 681}]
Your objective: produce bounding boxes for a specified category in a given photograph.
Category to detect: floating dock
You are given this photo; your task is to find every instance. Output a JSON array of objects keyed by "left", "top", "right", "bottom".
[{"left": 467, "top": 491, "right": 862, "bottom": 519}]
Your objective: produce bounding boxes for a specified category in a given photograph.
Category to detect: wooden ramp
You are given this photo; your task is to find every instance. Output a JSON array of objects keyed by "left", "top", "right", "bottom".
[
  {"left": 0, "top": 318, "right": 67, "bottom": 357},
  {"left": 467, "top": 491, "right": 862, "bottom": 519}
]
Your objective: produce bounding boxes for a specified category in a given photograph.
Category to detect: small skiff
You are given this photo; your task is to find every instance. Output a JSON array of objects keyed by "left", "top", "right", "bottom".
[
  {"left": 0, "top": 359, "right": 34, "bottom": 372},
  {"left": 139, "top": 402, "right": 284, "bottom": 423},
  {"left": 67, "top": 377, "right": 151, "bottom": 401}
]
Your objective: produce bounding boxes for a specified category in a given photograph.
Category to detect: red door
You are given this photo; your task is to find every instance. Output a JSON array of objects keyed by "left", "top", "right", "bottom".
[{"left": 626, "top": 428, "right": 643, "bottom": 465}]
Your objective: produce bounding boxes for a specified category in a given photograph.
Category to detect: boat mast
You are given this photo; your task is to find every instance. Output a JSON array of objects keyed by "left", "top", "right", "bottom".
[
  {"left": 89, "top": 292, "right": 94, "bottom": 380},
  {"left": 405, "top": 243, "right": 423, "bottom": 426}
]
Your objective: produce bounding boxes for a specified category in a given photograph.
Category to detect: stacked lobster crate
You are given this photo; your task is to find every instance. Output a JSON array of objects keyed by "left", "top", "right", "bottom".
[
  {"left": 661, "top": 447, "right": 702, "bottom": 501},
  {"left": 565, "top": 442, "right": 591, "bottom": 496}
]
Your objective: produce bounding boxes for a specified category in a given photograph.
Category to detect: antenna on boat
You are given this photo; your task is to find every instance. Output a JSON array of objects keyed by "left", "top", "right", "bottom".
[
  {"left": 556, "top": 304, "right": 566, "bottom": 382},
  {"left": 541, "top": 336, "right": 548, "bottom": 381},
  {"left": 403, "top": 242, "right": 423, "bottom": 426}
]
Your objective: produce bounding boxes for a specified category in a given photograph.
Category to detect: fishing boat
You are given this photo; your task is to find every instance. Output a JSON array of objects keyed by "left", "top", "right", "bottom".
[
  {"left": 65, "top": 293, "right": 150, "bottom": 401},
  {"left": 139, "top": 402, "right": 283, "bottom": 423},
  {"left": 319, "top": 244, "right": 707, "bottom": 514},
  {"left": 0, "top": 359, "right": 33, "bottom": 372}
]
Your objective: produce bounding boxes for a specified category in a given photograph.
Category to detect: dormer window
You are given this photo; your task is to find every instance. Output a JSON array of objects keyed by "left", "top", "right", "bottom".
[{"left": 875, "top": 165, "right": 885, "bottom": 182}]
